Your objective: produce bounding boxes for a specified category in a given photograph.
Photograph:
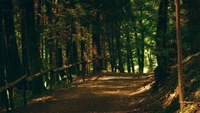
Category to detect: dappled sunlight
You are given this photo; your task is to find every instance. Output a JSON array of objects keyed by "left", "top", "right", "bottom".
[
  {"left": 129, "top": 97, "right": 145, "bottom": 106},
  {"left": 98, "top": 76, "right": 135, "bottom": 80},
  {"left": 29, "top": 96, "right": 54, "bottom": 104},
  {"left": 14, "top": 73, "right": 154, "bottom": 113},
  {"left": 130, "top": 81, "right": 154, "bottom": 96},
  {"left": 194, "top": 88, "right": 200, "bottom": 100},
  {"left": 75, "top": 74, "right": 154, "bottom": 97},
  {"left": 94, "top": 90, "right": 134, "bottom": 96},
  {"left": 163, "top": 86, "right": 178, "bottom": 108}
]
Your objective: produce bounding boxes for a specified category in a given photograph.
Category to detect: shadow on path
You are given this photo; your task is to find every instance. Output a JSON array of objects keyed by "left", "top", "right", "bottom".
[{"left": 14, "top": 73, "right": 154, "bottom": 113}]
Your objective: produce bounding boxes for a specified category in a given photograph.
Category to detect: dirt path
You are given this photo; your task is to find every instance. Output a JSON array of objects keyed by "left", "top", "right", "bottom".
[{"left": 16, "top": 73, "right": 154, "bottom": 113}]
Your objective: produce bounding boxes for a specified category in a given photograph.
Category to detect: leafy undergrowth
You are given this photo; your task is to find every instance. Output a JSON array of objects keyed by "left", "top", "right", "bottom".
[{"left": 149, "top": 52, "right": 200, "bottom": 113}]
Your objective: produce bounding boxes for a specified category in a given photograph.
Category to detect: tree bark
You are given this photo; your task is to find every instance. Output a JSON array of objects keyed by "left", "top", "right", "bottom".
[
  {"left": 134, "top": 26, "right": 141, "bottom": 73},
  {"left": 126, "top": 29, "right": 131, "bottom": 73},
  {"left": 25, "top": 0, "right": 45, "bottom": 94},
  {"left": 156, "top": 0, "right": 168, "bottom": 66},
  {"left": 115, "top": 21, "right": 124, "bottom": 72},
  {"left": 3, "top": 0, "right": 23, "bottom": 85},
  {"left": 175, "top": 0, "right": 184, "bottom": 109},
  {"left": 92, "top": 11, "right": 102, "bottom": 73},
  {"left": 140, "top": 30, "right": 144, "bottom": 73},
  {"left": 81, "top": 28, "right": 86, "bottom": 81},
  {"left": 154, "top": 0, "right": 169, "bottom": 91},
  {"left": 0, "top": 3, "right": 9, "bottom": 110},
  {"left": 2, "top": 0, "right": 23, "bottom": 109},
  {"left": 186, "top": 0, "right": 200, "bottom": 54}
]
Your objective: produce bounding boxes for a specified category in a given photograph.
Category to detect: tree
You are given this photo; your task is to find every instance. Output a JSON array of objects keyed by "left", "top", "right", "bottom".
[
  {"left": 0, "top": 2, "right": 8, "bottom": 110},
  {"left": 2, "top": 0, "right": 23, "bottom": 109},
  {"left": 175, "top": 0, "right": 184, "bottom": 109},
  {"left": 24, "top": 0, "right": 45, "bottom": 94},
  {"left": 183, "top": 0, "right": 200, "bottom": 55},
  {"left": 154, "top": 0, "right": 169, "bottom": 89},
  {"left": 92, "top": 4, "right": 102, "bottom": 73}
]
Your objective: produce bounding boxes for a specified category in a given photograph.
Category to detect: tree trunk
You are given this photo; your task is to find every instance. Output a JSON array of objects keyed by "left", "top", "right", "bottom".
[
  {"left": 140, "top": 31, "right": 144, "bottom": 73},
  {"left": 92, "top": 11, "right": 102, "bottom": 73},
  {"left": 3, "top": 0, "right": 24, "bottom": 110},
  {"left": 0, "top": 4, "right": 9, "bottom": 110},
  {"left": 25, "top": 0, "right": 45, "bottom": 94},
  {"left": 3, "top": 0, "right": 23, "bottom": 85},
  {"left": 45, "top": 0, "right": 56, "bottom": 86},
  {"left": 126, "top": 29, "right": 131, "bottom": 73},
  {"left": 156, "top": 0, "right": 168, "bottom": 66},
  {"left": 58, "top": 47, "right": 65, "bottom": 78},
  {"left": 153, "top": 0, "right": 169, "bottom": 91},
  {"left": 186, "top": 0, "right": 200, "bottom": 54},
  {"left": 72, "top": 41, "right": 79, "bottom": 74},
  {"left": 134, "top": 27, "right": 141, "bottom": 73},
  {"left": 108, "top": 18, "right": 114, "bottom": 72},
  {"left": 116, "top": 21, "right": 124, "bottom": 72},
  {"left": 80, "top": 28, "right": 86, "bottom": 81},
  {"left": 130, "top": 51, "right": 135, "bottom": 73},
  {"left": 175, "top": 0, "right": 184, "bottom": 109}
]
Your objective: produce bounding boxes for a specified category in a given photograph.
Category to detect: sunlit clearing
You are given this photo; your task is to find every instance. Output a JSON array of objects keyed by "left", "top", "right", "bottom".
[
  {"left": 130, "top": 81, "right": 154, "bottom": 96},
  {"left": 30, "top": 96, "right": 53, "bottom": 104},
  {"left": 143, "top": 68, "right": 149, "bottom": 73}
]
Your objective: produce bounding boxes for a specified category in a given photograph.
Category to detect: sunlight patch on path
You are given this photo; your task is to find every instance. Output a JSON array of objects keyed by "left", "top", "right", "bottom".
[
  {"left": 98, "top": 76, "right": 134, "bottom": 80},
  {"left": 130, "top": 81, "right": 154, "bottom": 96},
  {"left": 94, "top": 90, "right": 134, "bottom": 96},
  {"left": 29, "top": 95, "right": 54, "bottom": 104}
]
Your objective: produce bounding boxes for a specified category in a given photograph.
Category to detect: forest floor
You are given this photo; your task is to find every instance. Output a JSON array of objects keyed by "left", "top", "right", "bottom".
[
  {"left": 10, "top": 72, "right": 162, "bottom": 113},
  {"left": 2, "top": 53, "right": 200, "bottom": 113}
]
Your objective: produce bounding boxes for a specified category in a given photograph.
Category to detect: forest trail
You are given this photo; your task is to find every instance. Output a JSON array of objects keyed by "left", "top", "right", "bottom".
[{"left": 15, "top": 73, "right": 154, "bottom": 113}]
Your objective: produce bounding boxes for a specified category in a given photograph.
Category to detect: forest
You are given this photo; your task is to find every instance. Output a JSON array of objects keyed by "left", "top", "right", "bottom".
[{"left": 0, "top": 0, "right": 200, "bottom": 112}]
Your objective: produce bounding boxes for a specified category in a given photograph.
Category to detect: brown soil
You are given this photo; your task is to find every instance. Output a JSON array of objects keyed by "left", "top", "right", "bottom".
[{"left": 13, "top": 73, "right": 157, "bottom": 113}]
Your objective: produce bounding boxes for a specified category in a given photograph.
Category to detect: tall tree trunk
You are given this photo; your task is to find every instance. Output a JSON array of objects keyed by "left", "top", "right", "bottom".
[
  {"left": 134, "top": 27, "right": 141, "bottom": 73},
  {"left": 176, "top": 0, "right": 184, "bottom": 109},
  {"left": 45, "top": 0, "right": 56, "bottom": 86},
  {"left": 72, "top": 41, "right": 79, "bottom": 74},
  {"left": 130, "top": 51, "right": 135, "bottom": 73},
  {"left": 140, "top": 31, "right": 144, "bottom": 73},
  {"left": 156, "top": 0, "right": 168, "bottom": 66},
  {"left": 154, "top": 0, "right": 169, "bottom": 91},
  {"left": 55, "top": 39, "right": 59, "bottom": 82},
  {"left": 92, "top": 11, "right": 102, "bottom": 73},
  {"left": 65, "top": 38, "right": 72, "bottom": 82},
  {"left": 25, "top": 0, "right": 45, "bottom": 94},
  {"left": 148, "top": 51, "right": 153, "bottom": 72},
  {"left": 186, "top": 0, "right": 200, "bottom": 54},
  {"left": 115, "top": 21, "right": 124, "bottom": 72},
  {"left": 3, "top": 0, "right": 23, "bottom": 110},
  {"left": 3, "top": 0, "right": 23, "bottom": 85},
  {"left": 101, "top": 31, "right": 107, "bottom": 69},
  {"left": 81, "top": 28, "right": 86, "bottom": 81},
  {"left": 0, "top": 4, "right": 9, "bottom": 110},
  {"left": 58, "top": 47, "right": 65, "bottom": 78},
  {"left": 107, "top": 30, "right": 113, "bottom": 71},
  {"left": 126, "top": 28, "right": 131, "bottom": 73},
  {"left": 19, "top": 1, "right": 31, "bottom": 94},
  {"left": 109, "top": 17, "right": 114, "bottom": 72}
]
